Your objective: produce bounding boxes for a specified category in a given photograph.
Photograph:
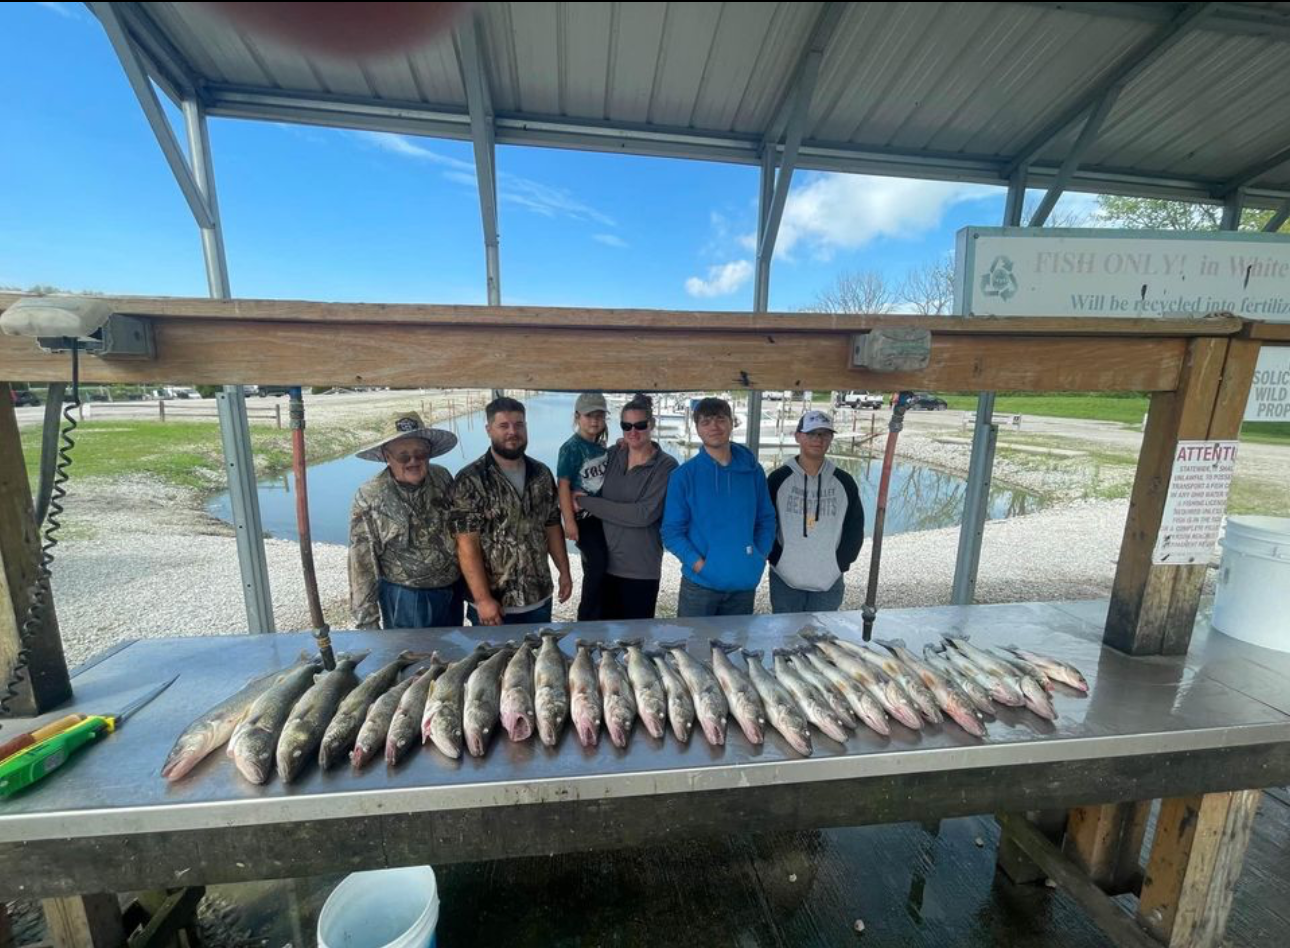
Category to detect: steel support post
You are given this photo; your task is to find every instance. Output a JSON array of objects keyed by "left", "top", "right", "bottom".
[{"left": 183, "top": 100, "right": 275, "bottom": 632}]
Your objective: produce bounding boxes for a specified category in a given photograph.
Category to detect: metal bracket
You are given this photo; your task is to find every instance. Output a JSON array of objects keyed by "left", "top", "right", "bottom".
[
  {"left": 850, "top": 329, "right": 932, "bottom": 372},
  {"left": 1, "top": 297, "right": 155, "bottom": 360}
]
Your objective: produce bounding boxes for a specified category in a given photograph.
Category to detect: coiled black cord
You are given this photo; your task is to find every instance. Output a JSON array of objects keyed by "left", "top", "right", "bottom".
[{"left": 1, "top": 344, "right": 79, "bottom": 715}]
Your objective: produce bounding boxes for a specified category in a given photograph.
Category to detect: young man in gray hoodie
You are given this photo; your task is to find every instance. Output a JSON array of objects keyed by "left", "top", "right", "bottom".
[{"left": 767, "top": 410, "right": 865, "bottom": 614}]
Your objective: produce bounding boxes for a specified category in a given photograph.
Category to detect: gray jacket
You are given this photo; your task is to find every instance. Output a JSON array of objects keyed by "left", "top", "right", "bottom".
[{"left": 577, "top": 443, "right": 679, "bottom": 581}]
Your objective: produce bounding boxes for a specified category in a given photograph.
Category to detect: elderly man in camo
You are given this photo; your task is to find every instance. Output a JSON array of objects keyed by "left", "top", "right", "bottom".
[{"left": 348, "top": 411, "right": 462, "bottom": 630}]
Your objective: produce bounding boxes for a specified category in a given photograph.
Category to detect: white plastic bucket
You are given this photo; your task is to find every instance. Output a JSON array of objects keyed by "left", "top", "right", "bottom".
[
  {"left": 1213, "top": 516, "right": 1290, "bottom": 652},
  {"left": 317, "top": 866, "right": 439, "bottom": 948}
]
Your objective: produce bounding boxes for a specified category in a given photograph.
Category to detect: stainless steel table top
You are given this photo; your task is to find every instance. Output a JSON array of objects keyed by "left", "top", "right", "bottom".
[{"left": 2, "top": 599, "right": 1288, "bottom": 844}]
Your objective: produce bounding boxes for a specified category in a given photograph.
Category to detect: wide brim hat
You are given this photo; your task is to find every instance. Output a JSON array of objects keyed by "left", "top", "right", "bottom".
[{"left": 355, "top": 410, "right": 458, "bottom": 462}]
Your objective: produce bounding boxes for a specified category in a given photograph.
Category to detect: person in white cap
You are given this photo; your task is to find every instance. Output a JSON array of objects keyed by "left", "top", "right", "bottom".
[
  {"left": 766, "top": 409, "right": 865, "bottom": 614},
  {"left": 348, "top": 410, "right": 461, "bottom": 629}
]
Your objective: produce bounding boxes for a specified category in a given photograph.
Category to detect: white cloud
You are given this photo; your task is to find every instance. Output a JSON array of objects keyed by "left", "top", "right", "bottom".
[
  {"left": 357, "top": 131, "right": 617, "bottom": 229},
  {"left": 747, "top": 173, "right": 995, "bottom": 261},
  {"left": 593, "top": 234, "right": 628, "bottom": 249},
  {"left": 685, "top": 260, "right": 753, "bottom": 298},
  {"left": 37, "top": 2, "right": 77, "bottom": 17}
]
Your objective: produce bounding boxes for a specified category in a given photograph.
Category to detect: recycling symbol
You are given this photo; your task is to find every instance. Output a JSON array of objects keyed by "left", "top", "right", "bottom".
[{"left": 980, "top": 255, "right": 1018, "bottom": 301}]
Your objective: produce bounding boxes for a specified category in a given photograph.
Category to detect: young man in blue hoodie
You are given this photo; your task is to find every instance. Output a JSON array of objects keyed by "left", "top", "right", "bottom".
[{"left": 662, "top": 397, "right": 777, "bottom": 617}]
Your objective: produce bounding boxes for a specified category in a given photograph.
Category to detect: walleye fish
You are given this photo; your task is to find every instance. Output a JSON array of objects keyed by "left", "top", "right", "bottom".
[
  {"left": 617, "top": 639, "right": 667, "bottom": 740},
  {"left": 319, "top": 651, "right": 424, "bottom": 770},
  {"left": 773, "top": 649, "right": 848, "bottom": 743},
  {"left": 500, "top": 635, "right": 539, "bottom": 743},
  {"left": 277, "top": 652, "right": 370, "bottom": 783},
  {"left": 648, "top": 649, "right": 695, "bottom": 742},
  {"left": 783, "top": 649, "right": 858, "bottom": 730},
  {"left": 463, "top": 642, "right": 515, "bottom": 757},
  {"left": 877, "top": 639, "right": 984, "bottom": 738},
  {"left": 946, "top": 637, "right": 1053, "bottom": 719},
  {"left": 385, "top": 657, "right": 450, "bottom": 766},
  {"left": 935, "top": 640, "right": 1025, "bottom": 708},
  {"left": 534, "top": 629, "right": 570, "bottom": 747},
  {"left": 598, "top": 646, "right": 638, "bottom": 749},
  {"left": 710, "top": 640, "right": 765, "bottom": 745},
  {"left": 838, "top": 639, "right": 942, "bottom": 725},
  {"left": 988, "top": 647, "right": 1053, "bottom": 692},
  {"left": 742, "top": 650, "right": 812, "bottom": 755},
  {"left": 352, "top": 660, "right": 442, "bottom": 770},
  {"left": 801, "top": 633, "right": 922, "bottom": 730},
  {"left": 798, "top": 649, "right": 890, "bottom": 737},
  {"left": 228, "top": 659, "right": 323, "bottom": 785},
  {"left": 162, "top": 655, "right": 311, "bottom": 782},
  {"left": 422, "top": 643, "right": 493, "bottom": 759},
  {"left": 569, "top": 639, "right": 603, "bottom": 747},
  {"left": 657, "top": 640, "right": 727, "bottom": 746},
  {"left": 923, "top": 645, "right": 995, "bottom": 717},
  {"left": 1003, "top": 645, "right": 1089, "bottom": 693}
]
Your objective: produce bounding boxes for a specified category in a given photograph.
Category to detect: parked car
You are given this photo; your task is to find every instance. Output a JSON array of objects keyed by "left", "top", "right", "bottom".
[
  {"left": 11, "top": 389, "right": 40, "bottom": 407},
  {"left": 836, "top": 390, "right": 884, "bottom": 410},
  {"left": 907, "top": 392, "right": 948, "bottom": 411}
]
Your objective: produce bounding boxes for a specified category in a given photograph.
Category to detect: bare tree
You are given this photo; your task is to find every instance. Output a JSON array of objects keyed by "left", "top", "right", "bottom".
[
  {"left": 1021, "top": 197, "right": 1093, "bottom": 228},
  {"left": 804, "top": 269, "right": 898, "bottom": 314},
  {"left": 899, "top": 256, "right": 956, "bottom": 315}
]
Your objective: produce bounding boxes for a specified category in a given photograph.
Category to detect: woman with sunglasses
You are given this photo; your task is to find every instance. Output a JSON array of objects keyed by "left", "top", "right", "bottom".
[{"left": 573, "top": 393, "right": 679, "bottom": 620}]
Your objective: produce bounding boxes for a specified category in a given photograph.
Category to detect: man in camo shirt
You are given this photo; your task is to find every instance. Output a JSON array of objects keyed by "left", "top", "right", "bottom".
[
  {"left": 349, "top": 411, "right": 461, "bottom": 629},
  {"left": 451, "top": 396, "right": 573, "bottom": 626}
]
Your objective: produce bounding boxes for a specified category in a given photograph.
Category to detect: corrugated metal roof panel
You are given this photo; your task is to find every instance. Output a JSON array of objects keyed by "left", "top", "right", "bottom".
[{"left": 125, "top": 1, "right": 1290, "bottom": 200}]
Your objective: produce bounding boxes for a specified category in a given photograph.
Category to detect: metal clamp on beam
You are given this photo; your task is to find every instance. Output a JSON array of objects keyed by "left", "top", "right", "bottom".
[
  {"left": 0, "top": 296, "right": 155, "bottom": 360},
  {"left": 850, "top": 328, "right": 932, "bottom": 372}
]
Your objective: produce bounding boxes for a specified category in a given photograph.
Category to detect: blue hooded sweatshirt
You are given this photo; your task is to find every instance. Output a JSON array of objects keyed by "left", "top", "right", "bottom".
[{"left": 661, "top": 442, "right": 777, "bottom": 592}]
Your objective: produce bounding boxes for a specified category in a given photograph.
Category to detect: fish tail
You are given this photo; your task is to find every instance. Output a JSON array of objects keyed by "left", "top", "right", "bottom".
[
  {"left": 710, "top": 639, "right": 740, "bottom": 654},
  {"left": 655, "top": 639, "right": 687, "bottom": 651}
]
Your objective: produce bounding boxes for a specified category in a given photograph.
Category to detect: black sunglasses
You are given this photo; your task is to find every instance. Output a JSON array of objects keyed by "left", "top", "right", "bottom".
[{"left": 621, "top": 420, "right": 650, "bottom": 432}]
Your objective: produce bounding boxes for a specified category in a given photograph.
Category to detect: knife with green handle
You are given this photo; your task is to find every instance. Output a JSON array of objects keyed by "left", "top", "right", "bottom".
[{"left": 0, "top": 676, "right": 177, "bottom": 798}]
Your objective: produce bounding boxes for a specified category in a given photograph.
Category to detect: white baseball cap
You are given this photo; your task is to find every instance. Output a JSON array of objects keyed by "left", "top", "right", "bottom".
[{"left": 797, "top": 410, "right": 835, "bottom": 434}]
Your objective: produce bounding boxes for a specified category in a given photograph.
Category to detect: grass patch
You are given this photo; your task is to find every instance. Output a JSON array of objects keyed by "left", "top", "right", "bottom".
[
  {"left": 940, "top": 393, "right": 1150, "bottom": 425},
  {"left": 1240, "top": 422, "right": 1290, "bottom": 446},
  {"left": 19, "top": 420, "right": 365, "bottom": 494}
]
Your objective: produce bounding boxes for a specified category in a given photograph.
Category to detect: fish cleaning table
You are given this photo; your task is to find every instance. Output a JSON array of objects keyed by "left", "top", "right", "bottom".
[{"left": 2, "top": 599, "right": 1289, "bottom": 910}]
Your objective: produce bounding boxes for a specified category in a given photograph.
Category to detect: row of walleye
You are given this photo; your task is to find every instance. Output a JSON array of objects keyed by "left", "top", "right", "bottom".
[{"left": 161, "top": 629, "right": 1088, "bottom": 785}]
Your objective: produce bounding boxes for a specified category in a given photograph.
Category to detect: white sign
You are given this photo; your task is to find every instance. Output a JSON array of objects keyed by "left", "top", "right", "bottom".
[
  {"left": 955, "top": 228, "right": 1290, "bottom": 320},
  {"left": 1245, "top": 347, "right": 1290, "bottom": 422},
  {"left": 1153, "top": 441, "right": 1239, "bottom": 566}
]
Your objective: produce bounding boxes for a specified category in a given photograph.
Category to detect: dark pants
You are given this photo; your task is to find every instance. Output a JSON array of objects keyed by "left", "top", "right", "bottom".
[
  {"left": 575, "top": 514, "right": 608, "bottom": 621},
  {"left": 769, "top": 571, "right": 846, "bottom": 615},
  {"left": 378, "top": 579, "right": 463, "bottom": 629},
  {"left": 676, "top": 576, "right": 757, "bottom": 618},
  {"left": 602, "top": 574, "right": 661, "bottom": 621},
  {"left": 467, "top": 600, "right": 554, "bottom": 626}
]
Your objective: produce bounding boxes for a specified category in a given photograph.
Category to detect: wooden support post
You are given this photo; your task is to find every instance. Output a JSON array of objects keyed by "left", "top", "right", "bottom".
[
  {"left": 0, "top": 383, "right": 72, "bottom": 716},
  {"left": 157, "top": 399, "right": 165, "bottom": 422},
  {"left": 1105, "top": 337, "right": 1241, "bottom": 655},
  {"left": 41, "top": 895, "right": 125, "bottom": 948},
  {"left": 275, "top": 403, "right": 282, "bottom": 429},
  {"left": 1065, "top": 801, "right": 1151, "bottom": 895},
  {"left": 997, "top": 809, "right": 1069, "bottom": 886},
  {"left": 995, "top": 813, "right": 1161, "bottom": 948},
  {"left": 1138, "top": 790, "right": 1262, "bottom": 948}
]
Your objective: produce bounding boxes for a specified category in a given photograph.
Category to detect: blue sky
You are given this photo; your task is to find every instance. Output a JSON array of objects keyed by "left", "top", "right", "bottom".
[{"left": 3, "top": 2, "right": 1099, "bottom": 311}]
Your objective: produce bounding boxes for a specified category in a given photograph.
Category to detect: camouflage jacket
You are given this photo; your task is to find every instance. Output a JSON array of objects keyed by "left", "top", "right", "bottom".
[
  {"left": 450, "top": 452, "right": 560, "bottom": 609},
  {"left": 349, "top": 466, "right": 460, "bottom": 628}
]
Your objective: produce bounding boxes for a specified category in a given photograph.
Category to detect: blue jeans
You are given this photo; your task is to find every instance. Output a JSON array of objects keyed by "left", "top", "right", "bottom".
[
  {"left": 676, "top": 577, "right": 756, "bottom": 618},
  {"left": 467, "top": 600, "right": 553, "bottom": 626},
  {"left": 769, "top": 571, "right": 846, "bottom": 615},
  {"left": 378, "top": 579, "right": 463, "bottom": 629}
]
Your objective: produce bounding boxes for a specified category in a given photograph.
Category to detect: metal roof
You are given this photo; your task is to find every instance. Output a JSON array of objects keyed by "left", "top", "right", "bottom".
[{"left": 108, "top": 1, "right": 1290, "bottom": 205}]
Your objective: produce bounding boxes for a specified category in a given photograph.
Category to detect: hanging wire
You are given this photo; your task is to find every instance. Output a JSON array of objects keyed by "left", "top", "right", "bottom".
[{"left": 1, "top": 343, "right": 79, "bottom": 715}]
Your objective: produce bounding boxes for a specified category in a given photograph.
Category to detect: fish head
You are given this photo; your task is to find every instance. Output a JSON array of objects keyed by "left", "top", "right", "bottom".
[
  {"left": 161, "top": 725, "right": 217, "bottom": 781},
  {"left": 785, "top": 724, "right": 813, "bottom": 756},
  {"left": 575, "top": 713, "right": 600, "bottom": 747}
]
